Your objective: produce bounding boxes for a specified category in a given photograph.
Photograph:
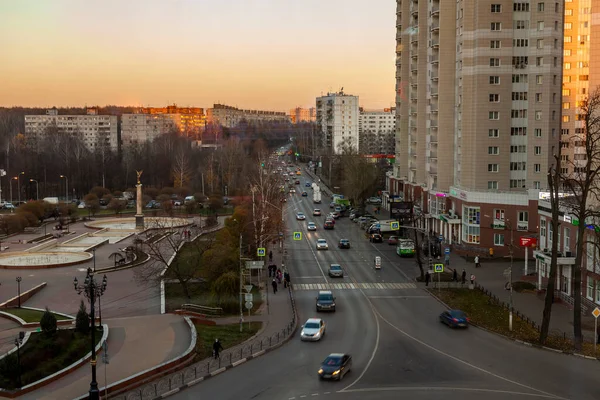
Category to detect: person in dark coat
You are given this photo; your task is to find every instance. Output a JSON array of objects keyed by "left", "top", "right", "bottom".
[
  {"left": 213, "top": 338, "right": 223, "bottom": 359},
  {"left": 452, "top": 268, "right": 458, "bottom": 282},
  {"left": 461, "top": 269, "right": 467, "bottom": 284},
  {"left": 425, "top": 271, "right": 431, "bottom": 286},
  {"left": 284, "top": 271, "right": 290, "bottom": 288},
  {"left": 272, "top": 278, "right": 278, "bottom": 294}
]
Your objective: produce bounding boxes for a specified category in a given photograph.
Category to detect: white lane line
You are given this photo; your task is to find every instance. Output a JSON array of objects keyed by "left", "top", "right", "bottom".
[
  {"left": 296, "top": 276, "right": 327, "bottom": 279},
  {"left": 368, "top": 295, "right": 430, "bottom": 299},
  {"left": 340, "top": 386, "right": 562, "bottom": 399},
  {"left": 357, "top": 308, "right": 567, "bottom": 400}
]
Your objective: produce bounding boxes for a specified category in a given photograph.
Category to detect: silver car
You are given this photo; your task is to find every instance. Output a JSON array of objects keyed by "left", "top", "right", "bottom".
[
  {"left": 301, "top": 318, "right": 326, "bottom": 341},
  {"left": 316, "top": 239, "right": 329, "bottom": 250},
  {"left": 328, "top": 264, "right": 344, "bottom": 278}
]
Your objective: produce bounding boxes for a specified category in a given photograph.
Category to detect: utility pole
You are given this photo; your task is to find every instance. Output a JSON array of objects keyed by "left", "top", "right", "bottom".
[
  {"left": 508, "top": 219, "right": 514, "bottom": 332},
  {"left": 239, "top": 232, "right": 243, "bottom": 333}
]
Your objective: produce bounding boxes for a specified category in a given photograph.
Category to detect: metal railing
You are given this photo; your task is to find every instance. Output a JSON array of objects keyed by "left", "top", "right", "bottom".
[
  {"left": 113, "top": 287, "right": 298, "bottom": 400},
  {"left": 180, "top": 304, "right": 223, "bottom": 315}
]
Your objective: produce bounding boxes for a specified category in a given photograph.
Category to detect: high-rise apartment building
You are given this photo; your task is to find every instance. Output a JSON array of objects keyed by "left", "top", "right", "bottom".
[
  {"left": 388, "top": 0, "right": 563, "bottom": 255},
  {"left": 121, "top": 114, "right": 177, "bottom": 145},
  {"left": 316, "top": 91, "right": 359, "bottom": 154},
  {"left": 358, "top": 108, "right": 396, "bottom": 155},
  {"left": 24, "top": 108, "right": 118, "bottom": 151},
  {"left": 206, "top": 104, "right": 289, "bottom": 128},
  {"left": 289, "top": 107, "right": 317, "bottom": 123}
]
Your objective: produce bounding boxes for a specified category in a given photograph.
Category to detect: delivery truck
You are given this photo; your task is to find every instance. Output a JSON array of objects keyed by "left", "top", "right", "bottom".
[{"left": 313, "top": 189, "right": 322, "bottom": 204}]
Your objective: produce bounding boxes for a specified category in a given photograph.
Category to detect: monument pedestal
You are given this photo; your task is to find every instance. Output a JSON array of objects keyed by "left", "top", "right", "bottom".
[{"left": 135, "top": 214, "right": 145, "bottom": 229}]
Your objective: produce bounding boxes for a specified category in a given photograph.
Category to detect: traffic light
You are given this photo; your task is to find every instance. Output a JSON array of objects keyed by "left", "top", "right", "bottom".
[{"left": 260, "top": 162, "right": 265, "bottom": 167}]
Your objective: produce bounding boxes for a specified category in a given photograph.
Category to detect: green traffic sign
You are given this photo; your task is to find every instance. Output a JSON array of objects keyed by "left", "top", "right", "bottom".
[
  {"left": 434, "top": 263, "right": 444, "bottom": 273},
  {"left": 293, "top": 232, "right": 302, "bottom": 241},
  {"left": 390, "top": 221, "right": 399, "bottom": 230},
  {"left": 257, "top": 248, "right": 266, "bottom": 257}
]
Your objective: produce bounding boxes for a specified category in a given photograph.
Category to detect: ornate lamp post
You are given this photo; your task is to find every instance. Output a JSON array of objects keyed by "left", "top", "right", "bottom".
[
  {"left": 73, "top": 268, "right": 107, "bottom": 400},
  {"left": 15, "top": 277, "right": 22, "bottom": 308}
]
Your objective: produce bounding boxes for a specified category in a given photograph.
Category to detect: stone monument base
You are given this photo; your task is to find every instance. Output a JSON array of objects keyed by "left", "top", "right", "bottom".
[{"left": 135, "top": 214, "right": 145, "bottom": 229}]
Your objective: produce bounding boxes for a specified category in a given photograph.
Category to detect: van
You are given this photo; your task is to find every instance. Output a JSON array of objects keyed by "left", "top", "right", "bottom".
[
  {"left": 184, "top": 196, "right": 195, "bottom": 204},
  {"left": 42, "top": 197, "right": 59, "bottom": 205}
]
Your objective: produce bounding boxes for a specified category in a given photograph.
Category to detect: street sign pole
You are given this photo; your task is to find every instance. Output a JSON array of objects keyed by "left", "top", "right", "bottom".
[{"left": 593, "top": 307, "right": 600, "bottom": 356}]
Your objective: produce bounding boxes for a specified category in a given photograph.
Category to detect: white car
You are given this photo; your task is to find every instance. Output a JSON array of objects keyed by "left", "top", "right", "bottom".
[
  {"left": 313, "top": 209, "right": 322, "bottom": 216},
  {"left": 307, "top": 222, "right": 317, "bottom": 231},
  {"left": 289, "top": 188, "right": 296, "bottom": 193},
  {"left": 316, "top": 239, "right": 328, "bottom": 250},
  {"left": 296, "top": 212, "right": 306, "bottom": 220},
  {"left": 300, "top": 318, "right": 326, "bottom": 341}
]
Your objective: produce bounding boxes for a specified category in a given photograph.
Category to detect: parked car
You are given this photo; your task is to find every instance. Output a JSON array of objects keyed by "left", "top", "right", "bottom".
[
  {"left": 367, "top": 197, "right": 382, "bottom": 205},
  {"left": 77, "top": 201, "right": 86, "bottom": 209},
  {"left": 3, "top": 203, "right": 15, "bottom": 210}
]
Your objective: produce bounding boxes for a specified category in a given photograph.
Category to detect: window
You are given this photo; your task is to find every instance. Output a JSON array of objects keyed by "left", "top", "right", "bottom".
[
  {"left": 537, "top": 21, "right": 545, "bottom": 30},
  {"left": 564, "top": 227, "right": 570, "bottom": 251},
  {"left": 462, "top": 206, "right": 481, "bottom": 244},
  {"left": 489, "top": 129, "right": 499, "bottom": 137},
  {"left": 540, "top": 218, "right": 547, "bottom": 237},
  {"left": 536, "top": 93, "right": 542, "bottom": 102},
  {"left": 514, "top": 2, "right": 530, "bottom": 11},
  {"left": 537, "top": 39, "right": 544, "bottom": 49},
  {"left": 511, "top": 109, "right": 528, "bottom": 118},
  {"left": 565, "top": 9, "right": 573, "bottom": 15},
  {"left": 490, "top": 76, "right": 500, "bottom": 84},
  {"left": 564, "top": 62, "right": 571, "bottom": 70},
  {"left": 513, "top": 39, "right": 529, "bottom": 47},
  {"left": 587, "top": 277, "right": 594, "bottom": 300},
  {"left": 490, "top": 58, "right": 500, "bottom": 67},
  {"left": 564, "top": 49, "right": 571, "bottom": 56},
  {"left": 488, "top": 146, "right": 499, "bottom": 155},
  {"left": 534, "top": 146, "right": 542, "bottom": 155},
  {"left": 490, "top": 40, "right": 501, "bottom": 49},
  {"left": 534, "top": 163, "right": 541, "bottom": 172},
  {"left": 518, "top": 211, "right": 529, "bottom": 231},
  {"left": 536, "top": 75, "right": 543, "bottom": 84},
  {"left": 536, "top": 57, "right": 543, "bottom": 66},
  {"left": 535, "top": 110, "right": 542, "bottom": 120},
  {"left": 491, "top": 4, "right": 502, "bottom": 12},
  {"left": 488, "top": 181, "right": 498, "bottom": 189},
  {"left": 489, "top": 111, "right": 499, "bottom": 120},
  {"left": 512, "top": 74, "right": 528, "bottom": 83},
  {"left": 510, "top": 145, "right": 527, "bottom": 153},
  {"left": 534, "top": 181, "right": 541, "bottom": 189},
  {"left": 510, "top": 161, "right": 527, "bottom": 170},
  {"left": 563, "top": 115, "right": 570, "bottom": 122},
  {"left": 563, "top": 102, "right": 570, "bottom": 109},
  {"left": 494, "top": 234, "right": 505, "bottom": 246},
  {"left": 494, "top": 209, "right": 505, "bottom": 220},
  {"left": 565, "top": 22, "right": 572, "bottom": 29},
  {"left": 515, "top": 20, "right": 528, "bottom": 29},
  {"left": 488, "top": 164, "right": 499, "bottom": 172},
  {"left": 510, "top": 179, "right": 527, "bottom": 188},
  {"left": 538, "top": 2, "right": 545, "bottom": 11},
  {"left": 511, "top": 127, "right": 527, "bottom": 136},
  {"left": 512, "top": 92, "right": 528, "bottom": 100},
  {"left": 491, "top": 22, "right": 502, "bottom": 31},
  {"left": 489, "top": 94, "right": 499, "bottom": 102}
]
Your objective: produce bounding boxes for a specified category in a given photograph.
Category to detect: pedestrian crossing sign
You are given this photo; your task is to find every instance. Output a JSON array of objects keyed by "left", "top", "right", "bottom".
[
  {"left": 390, "top": 221, "right": 399, "bottom": 230},
  {"left": 293, "top": 232, "right": 302, "bottom": 241},
  {"left": 434, "top": 263, "right": 444, "bottom": 273},
  {"left": 257, "top": 248, "right": 266, "bottom": 257}
]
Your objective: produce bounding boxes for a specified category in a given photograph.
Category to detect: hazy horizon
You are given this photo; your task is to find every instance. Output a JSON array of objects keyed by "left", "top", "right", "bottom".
[{"left": 0, "top": 0, "right": 396, "bottom": 111}]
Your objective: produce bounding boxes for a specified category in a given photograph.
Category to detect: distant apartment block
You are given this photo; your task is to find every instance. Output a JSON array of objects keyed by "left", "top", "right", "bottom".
[
  {"left": 121, "top": 114, "right": 177, "bottom": 145},
  {"left": 359, "top": 107, "right": 395, "bottom": 155},
  {"left": 206, "top": 104, "right": 289, "bottom": 128},
  {"left": 316, "top": 91, "right": 359, "bottom": 154},
  {"left": 24, "top": 107, "right": 118, "bottom": 151},
  {"left": 139, "top": 105, "right": 205, "bottom": 137},
  {"left": 288, "top": 107, "right": 316, "bottom": 123}
]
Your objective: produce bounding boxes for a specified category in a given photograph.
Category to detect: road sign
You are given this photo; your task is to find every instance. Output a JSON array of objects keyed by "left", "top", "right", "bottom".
[
  {"left": 439, "top": 235, "right": 444, "bottom": 242},
  {"left": 245, "top": 301, "right": 253, "bottom": 310},
  {"left": 244, "top": 293, "right": 253, "bottom": 302},
  {"left": 520, "top": 237, "right": 538, "bottom": 248},
  {"left": 244, "top": 285, "right": 253, "bottom": 293},
  {"left": 257, "top": 247, "right": 266, "bottom": 257},
  {"left": 434, "top": 263, "right": 444, "bottom": 273},
  {"left": 390, "top": 221, "right": 399, "bottom": 230},
  {"left": 444, "top": 248, "right": 450, "bottom": 255},
  {"left": 293, "top": 232, "right": 302, "bottom": 241},
  {"left": 245, "top": 261, "right": 264, "bottom": 270},
  {"left": 593, "top": 307, "right": 600, "bottom": 319}
]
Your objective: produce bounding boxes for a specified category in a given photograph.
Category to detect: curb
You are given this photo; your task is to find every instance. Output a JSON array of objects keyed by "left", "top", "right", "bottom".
[{"left": 425, "top": 288, "right": 600, "bottom": 362}]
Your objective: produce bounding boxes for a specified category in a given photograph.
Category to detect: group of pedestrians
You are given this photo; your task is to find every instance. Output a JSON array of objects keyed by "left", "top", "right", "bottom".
[
  {"left": 424, "top": 266, "right": 475, "bottom": 286},
  {"left": 271, "top": 270, "right": 290, "bottom": 293}
]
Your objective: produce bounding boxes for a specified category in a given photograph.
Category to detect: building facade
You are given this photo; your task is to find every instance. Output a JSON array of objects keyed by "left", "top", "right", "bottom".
[
  {"left": 24, "top": 108, "right": 118, "bottom": 151},
  {"left": 121, "top": 114, "right": 177, "bottom": 145},
  {"left": 315, "top": 91, "right": 360, "bottom": 154},
  {"left": 206, "top": 104, "right": 289, "bottom": 128},
  {"left": 359, "top": 108, "right": 396, "bottom": 155},
  {"left": 288, "top": 107, "right": 317, "bottom": 123},
  {"left": 388, "top": 0, "right": 564, "bottom": 255}
]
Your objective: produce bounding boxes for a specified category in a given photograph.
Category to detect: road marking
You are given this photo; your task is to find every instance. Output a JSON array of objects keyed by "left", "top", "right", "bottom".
[
  {"left": 340, "top": 386, "right": 563, "bottom": 399},
  {"left": 295, "top": 276, "right": 326, "bottom": 279},
  {"left": 358, "top": 308, "right": 568, "bottom": 400},
  {"left": 368, "top": 295, "right": 430, "bottom": 299},
  {"left": 292, "top": 282, "right": 417, "bottom": 291}
]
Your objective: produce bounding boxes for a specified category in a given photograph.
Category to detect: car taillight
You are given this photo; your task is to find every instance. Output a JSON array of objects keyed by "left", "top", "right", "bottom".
[
  {"left": 466, "top": 318, "right": 470, "bottom": 322},
  {"left": 452, "top": 318, "right": 459, "bottom": 322}
]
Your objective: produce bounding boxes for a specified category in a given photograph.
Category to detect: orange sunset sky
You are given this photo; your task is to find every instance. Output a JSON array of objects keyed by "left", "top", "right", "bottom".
[{"left": 0, "top": 0, "right": 396, "bottom": 111}]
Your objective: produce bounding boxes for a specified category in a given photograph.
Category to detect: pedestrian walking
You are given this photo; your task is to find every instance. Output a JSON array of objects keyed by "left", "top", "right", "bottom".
[
  {"left": 272, "top": 278, "right": 278, "bottom": 294},
  {"left": 474, "top": 255, "right": 480, "bottom": 268},
  {"left": 470, "top": 274, "right": 476, "bottom": 285},
  {"left": 425, "top": 271, "right": 430, "bottom": 286},
  {"left": 461, "top": 269, "right": 466, "bottom": 284},
  {"left": 445, "top": 254, "right": 450, "bottom": 266},
  {"left": 269, "top": 250, "right": 273, "bottom": 262},
  {"left": 452, "top": 268, "right": 458, "bottom": 282},
  {"left": 213, "top": 338, "right": 223, "bottom": 359},
  {"left": 284, "top": 271, "right": 290, "bottom": 288}
]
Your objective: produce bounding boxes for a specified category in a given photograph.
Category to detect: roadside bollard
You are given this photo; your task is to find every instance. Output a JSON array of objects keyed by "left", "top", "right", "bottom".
[
  {"left": 229, "top": 352, "right": 232, "bottom": 364},
  {"left": 207, "top": 361, "right": 210, "bottom": 373},
  {"left": 240, "top": 347, "right": 243, "bottom": 359}
]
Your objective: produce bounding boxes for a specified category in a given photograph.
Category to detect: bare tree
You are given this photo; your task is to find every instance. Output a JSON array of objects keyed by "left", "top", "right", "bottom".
[
  {"left": 171, "top": 148, "right": 193, "bottom": 188},
  {"left": 540, "top": 147, "right": 561, "bottom": 345},
  {"left": 337, "top": 139, "right": 378, "bottom": 206},
  {"left": 560, "top": 87, "right": 600, "bottom": 350}
]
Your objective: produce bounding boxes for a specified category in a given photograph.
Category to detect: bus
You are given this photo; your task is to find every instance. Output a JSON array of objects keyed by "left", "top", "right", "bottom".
[{"left": 396, "top": 239, "right": 415, "bottom": 257}]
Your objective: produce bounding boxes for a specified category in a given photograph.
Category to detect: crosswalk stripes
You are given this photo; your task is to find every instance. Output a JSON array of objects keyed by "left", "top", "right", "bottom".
[{"left": 292, "top": 282, "right": 418, "bottom": 291}]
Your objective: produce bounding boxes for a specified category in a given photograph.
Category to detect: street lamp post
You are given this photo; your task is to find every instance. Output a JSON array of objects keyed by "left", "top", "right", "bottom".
[
  {"left": 29, "top": 179, "right": 39, "bottom": 200},
  {"left": 16, "top": 277, "right": 22, "bottom": 308},
  {"left": 10, "top": 177, "right": 16, "bottom": 205},
  {"left": 60, "top": 175, "right": 69, "bottom": 203},
  {"left": 14, "top": 332, "right": 24, "bottom": 388},
  {"left": 17, "top": 172, "right": 24, "bottom": 205},
  {"left": 74, "top": 268, "right": 107, "bottom": 400}
]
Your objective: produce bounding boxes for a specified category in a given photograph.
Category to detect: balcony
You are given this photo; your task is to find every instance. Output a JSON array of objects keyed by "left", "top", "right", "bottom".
[
  {"left": 431, "top": 4, "right": 440, "bottom": 15},
  {"left": 410, "top": 106, "right": 417, "bottom": 115},
  {"left": 430, "top": 118, "right": 438, "bottom": 129},
  {"left": 427, "top": 133, "right": 438, "bottom": 143},
  {"left": 426, "top": 148, "right": 438, "bottom": 159},
  {"left": 409, "top": 161, "right": 417, "bottom": 170},
  {"left": 430, "top": 105, "right": 438, "bottom": 113},
  {"left": 426, "top": 162, "right": 438, "bottom": 174},
  {"left": 430, "top": 53, "right": 439, "bottom": 64},
  {"left": 410, "top": 95, "right": 418, "bottom": 102},
  {"left": 431, "top": 19, "right": 439, "bottom": 31},
  {"left": 411, "top": 62, "right": 418, "bottom": 72}
]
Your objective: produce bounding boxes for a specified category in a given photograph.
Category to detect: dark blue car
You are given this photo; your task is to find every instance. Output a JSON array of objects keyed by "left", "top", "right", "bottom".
[{"left": 439, "top": 310, "right": 469, "bottom": 328}]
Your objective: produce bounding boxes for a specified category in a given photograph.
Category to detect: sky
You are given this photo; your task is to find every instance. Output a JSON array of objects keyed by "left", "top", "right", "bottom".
[{"left": 0, "top": 0, "right": 396, "bottom": 111}]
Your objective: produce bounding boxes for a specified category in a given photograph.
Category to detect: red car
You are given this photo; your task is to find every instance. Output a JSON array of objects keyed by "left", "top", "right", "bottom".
[{"left": 388, "top": 236, "right": 399, "bottom": 245}]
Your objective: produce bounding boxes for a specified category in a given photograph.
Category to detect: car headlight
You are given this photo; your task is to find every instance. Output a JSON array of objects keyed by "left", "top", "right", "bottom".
[
  {"left": 301, "top": 330, "right": 305, "bottom": 336},
  {"left": 332, "top": 370, "right": 340, "bottom": 376},
  {"left": 318, "top": 368, "right": 323, "bottom": 374}
]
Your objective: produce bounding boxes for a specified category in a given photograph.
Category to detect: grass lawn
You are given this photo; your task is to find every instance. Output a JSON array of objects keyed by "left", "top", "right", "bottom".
[
  {"left": 165, "top": 282, "right": 264, "bottom": 316},
  {"left": 3, "top": 308, "right": 72, "bottom": 323},
  {"left": 193, "top": 322, "right": 262, "bottom": 361},
  {"left": 433, "top": 288, "right": 599, "bottom": 357},
  {"left": 0, "top": 328, "right": 103, "bottom": 390}
]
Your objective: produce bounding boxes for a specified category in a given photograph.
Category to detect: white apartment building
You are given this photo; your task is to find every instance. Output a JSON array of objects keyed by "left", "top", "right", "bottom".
[
  {"left": 121, "top": 114, "right": 177, "bottom": 145},
  {"left": 388, "top": 0, "right": 563, "bottom": 256},
  {"left": 289, "top": 107, "right": 317, "bottom": 123},
  {"left": 315, "top": 91, "right": 360, "bottom": 154},
  {"left": 359, "top": 108, "right": 396, "bottom": 155},
  {"left": 24, "top": 108, "right": 118, "bottom": 151},
  {"left": 206, "top": 104, "right": 289, "bottom": 128}
]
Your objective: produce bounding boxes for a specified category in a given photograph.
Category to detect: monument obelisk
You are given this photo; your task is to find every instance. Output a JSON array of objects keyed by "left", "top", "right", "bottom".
[{"left": 135, "top": 170, "right": 145, "bottom": 229}]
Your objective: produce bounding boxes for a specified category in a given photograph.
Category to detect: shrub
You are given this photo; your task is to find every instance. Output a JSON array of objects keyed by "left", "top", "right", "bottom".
[
  {"left": 512, "top": 281, "right": 537, "bottom": 293},
  {"left": 75, "top": 300, "right": 89, "bottom": 335},
  {"left": 40, "top": 307, "right": 57, "bottom": 337}
]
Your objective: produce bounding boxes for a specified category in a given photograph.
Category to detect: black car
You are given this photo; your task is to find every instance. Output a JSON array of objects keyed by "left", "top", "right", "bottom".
[
  {"left": 338, "top": 239, "right": 350, "bottom": 249},
  {"left": 370, "top": 233, "right": 383, "bottom": 243},
  {"left": 318, "top": 353, "right": 352, "bottom": 380},
  {"left": 302, "top": 191, "right": 308, "bottom": 197},
  {"left": 316, "top": 290, "right": 336, "bottom": 312}
]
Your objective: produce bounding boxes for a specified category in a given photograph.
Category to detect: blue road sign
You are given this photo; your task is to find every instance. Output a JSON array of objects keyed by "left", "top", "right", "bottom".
[
  {"left": 439, "top": 235, "right": 444, "bottom": 241},
  {"left": 434, "top": 263, "right": 444, "bottom": 273},
  {"left": 293, "top": 232, "right": 302, "bottom": 241},
  {"left": 390, "top": 221, "right": 399, "bottom": 230},
  {"left": 445, "top": 247, "right": 450, "bottom": 255},
  {"left": 257, "top": 248, "right": 266, "bottom": 257}
]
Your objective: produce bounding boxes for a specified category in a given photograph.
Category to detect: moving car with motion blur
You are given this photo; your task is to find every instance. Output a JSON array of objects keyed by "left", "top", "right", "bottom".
[
  {"left": 313, "top": 209, "right": 322, "bottom": 216},
  {"left": 439, "top": 310, "right": 470, "bottom": 328},
  {"left": 307, "top": 222, "right": 317, "bottom": 231},
  {"left": 318, "top": 353, "right": 352, "bottom": 380},
  {"left": 316, "top": 239, "right": 329, "bottom": 250},
  {"left": 296, "top": 212, "right": 306, "bottom": 220}
]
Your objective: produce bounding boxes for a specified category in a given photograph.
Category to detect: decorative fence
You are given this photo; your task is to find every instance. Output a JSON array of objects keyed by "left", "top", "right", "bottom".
[{"left": 113, "top": 287, "right": 298, "bottom": 400}]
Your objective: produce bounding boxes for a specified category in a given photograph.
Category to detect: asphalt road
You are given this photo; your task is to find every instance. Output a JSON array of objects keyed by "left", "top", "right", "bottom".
[{"left": 171, "top": 177, "right": 600, "bottom": 400}]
